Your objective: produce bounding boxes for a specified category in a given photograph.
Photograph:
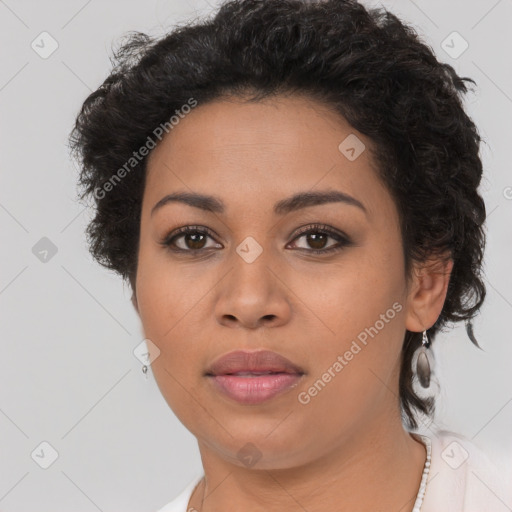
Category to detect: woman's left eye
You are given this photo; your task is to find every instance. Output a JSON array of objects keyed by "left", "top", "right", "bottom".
[
  {"left": 287, "top": 224, "right": 352, "bottom": 254},
  {"left": 160, "top": 224, "right": 351, "bottom": 255}
]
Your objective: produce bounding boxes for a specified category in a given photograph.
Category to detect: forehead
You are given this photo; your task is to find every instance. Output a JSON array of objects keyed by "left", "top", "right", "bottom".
[{"left": 143, "top": 94, "right": 391, "bottom": 221}]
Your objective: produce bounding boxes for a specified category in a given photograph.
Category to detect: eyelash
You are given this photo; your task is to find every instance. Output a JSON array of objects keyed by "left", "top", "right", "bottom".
[{"left": 159, "top": 223, "right": 352, "bottom": 256}]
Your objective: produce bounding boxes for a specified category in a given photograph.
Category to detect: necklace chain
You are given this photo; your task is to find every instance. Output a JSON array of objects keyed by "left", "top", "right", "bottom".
[{"left": 412, "top": 434, "right": 432, "bottom": 512}]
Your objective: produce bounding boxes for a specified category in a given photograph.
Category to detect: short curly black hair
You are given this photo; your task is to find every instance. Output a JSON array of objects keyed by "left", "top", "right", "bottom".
[{"left": 68, "top": 0, "right": 487, "bottom": 431}]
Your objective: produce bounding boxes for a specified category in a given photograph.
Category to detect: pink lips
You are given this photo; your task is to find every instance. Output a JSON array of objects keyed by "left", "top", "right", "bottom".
[{"left": 205, "top": 350, "right": 305, "bottom": 404}]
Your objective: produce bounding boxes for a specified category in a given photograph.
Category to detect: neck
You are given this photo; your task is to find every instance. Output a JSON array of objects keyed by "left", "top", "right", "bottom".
[{"left": 189, "top": 415, "right": 427, "bottom": 512}]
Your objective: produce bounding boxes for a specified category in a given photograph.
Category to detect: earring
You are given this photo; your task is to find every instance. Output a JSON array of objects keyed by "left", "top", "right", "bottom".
[
  {"left": 142, "top": 364, "right": 148, "bottom": 379},
  {"left": 416, "top": 330, "right": 431, "bottom": 388}
]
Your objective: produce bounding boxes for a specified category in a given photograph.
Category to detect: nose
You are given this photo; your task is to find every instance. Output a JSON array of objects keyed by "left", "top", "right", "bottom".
[{"left": 214, "top": 251, "right": 292, "bottom": 330}]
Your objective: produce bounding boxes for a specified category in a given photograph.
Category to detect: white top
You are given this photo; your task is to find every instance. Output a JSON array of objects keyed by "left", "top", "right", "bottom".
[{"left": 155, "top": 428, "right": 511, "bottom": 512}]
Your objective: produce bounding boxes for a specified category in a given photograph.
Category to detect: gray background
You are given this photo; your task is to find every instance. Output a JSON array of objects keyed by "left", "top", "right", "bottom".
[{"left": 1, "top": 0, "right": 511, "bottom": 510}]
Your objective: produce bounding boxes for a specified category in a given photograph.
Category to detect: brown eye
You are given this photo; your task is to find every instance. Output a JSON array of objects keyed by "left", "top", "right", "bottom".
[
  {"left": 303, "top": 232, "right": 329, "bottom": 250},
  {"left": 179, "top": 232, "right": 208, "bottom": 250},
  {"left": 289, "top": 224, "right": 352, "bottom": 255},
  {"left": 160, "top": 226, "right": 221, "bottom": 252}
]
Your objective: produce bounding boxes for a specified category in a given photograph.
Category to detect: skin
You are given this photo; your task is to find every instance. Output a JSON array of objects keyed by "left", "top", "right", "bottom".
[{"left": 131, "top": 93, "right": 453, "bottom": 512}]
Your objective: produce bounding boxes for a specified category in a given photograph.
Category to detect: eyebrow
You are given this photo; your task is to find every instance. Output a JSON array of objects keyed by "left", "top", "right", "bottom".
[{"left": 150, "top": 190, "right": 367, "bottom": 217}]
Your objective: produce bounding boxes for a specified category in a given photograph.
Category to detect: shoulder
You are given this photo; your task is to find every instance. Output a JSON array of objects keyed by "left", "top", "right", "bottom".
[
  {"left": 154, "top": 473, "right": 204, "bottom": 512},
  {"left": 411, "top": 427, "right": 512, "bottom": 512}
]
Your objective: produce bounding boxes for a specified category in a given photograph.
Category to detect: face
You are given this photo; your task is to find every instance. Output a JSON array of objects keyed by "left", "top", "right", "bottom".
[{"left": 134, "top": 94, "right": 421, "bottom": 469}]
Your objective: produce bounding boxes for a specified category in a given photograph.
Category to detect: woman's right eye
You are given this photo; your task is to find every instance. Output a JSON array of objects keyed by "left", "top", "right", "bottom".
[{"left": 160, "top": 226, "right": 221, "bottom": 253}]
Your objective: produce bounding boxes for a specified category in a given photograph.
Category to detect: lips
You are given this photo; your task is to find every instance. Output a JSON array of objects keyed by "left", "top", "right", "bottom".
[
  {"left": 205, "top": 349, "right": 305, "bottom": 376},
  {"left": 205, "top": 350, "right": 305, "bottom": 405}
]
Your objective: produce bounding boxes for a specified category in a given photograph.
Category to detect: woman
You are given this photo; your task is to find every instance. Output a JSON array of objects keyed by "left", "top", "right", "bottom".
[{"left": 68, "top": 0, "right": 511, "bottom": 510}]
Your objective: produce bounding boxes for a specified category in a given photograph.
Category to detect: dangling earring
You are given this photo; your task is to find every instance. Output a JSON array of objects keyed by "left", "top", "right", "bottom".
[
  {"left": 142, "top": 364, "right": 148, "bottom": 379},
  {"left": 416, "top": 330, "right": 431, "bottom": 388}
]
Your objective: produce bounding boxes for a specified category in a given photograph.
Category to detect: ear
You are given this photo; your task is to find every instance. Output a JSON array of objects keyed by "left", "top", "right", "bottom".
[{"left": 404, "top": 253, "right": 454, "bottom": 332}]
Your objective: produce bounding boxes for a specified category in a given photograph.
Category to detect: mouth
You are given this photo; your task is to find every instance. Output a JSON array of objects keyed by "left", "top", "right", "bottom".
[
  {"left": 206, "top": 372, "right": 304, "bottom": 404},
  {"left": 204, "top": 349, "right": 305, "bottom": 404},
  {"left": 216, "top": 371, "right": 297, "bottom": 376},
  {"left": 206, "top": 369, "right": 304, "bottom": 376}
]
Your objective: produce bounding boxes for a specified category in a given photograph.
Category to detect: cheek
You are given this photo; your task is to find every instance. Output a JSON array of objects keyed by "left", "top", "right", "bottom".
[
  {"left": 135, "top": 241, "right": 198, "bottom": 332},
  {"left": 136, "top": 264, "right": 205, "bottom": 421},
  {"left": 135, "top": 253, "right": 197, "bottom": 381},
  {"left": 298, "top": 246, "right": 406, "bottom": 392},
  {"left": 303, "top": 248, "right": 404, "bottom": 336}
]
